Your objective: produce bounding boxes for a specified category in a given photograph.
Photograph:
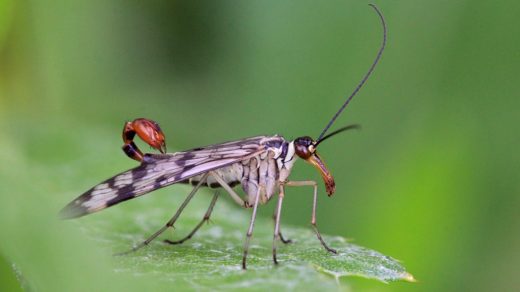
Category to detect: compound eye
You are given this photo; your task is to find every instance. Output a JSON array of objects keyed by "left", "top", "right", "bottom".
[{"left": 294, "top": 136, "right": 313, "bottom": 159}]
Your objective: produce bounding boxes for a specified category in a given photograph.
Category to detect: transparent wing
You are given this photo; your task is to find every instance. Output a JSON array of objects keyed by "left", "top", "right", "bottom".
[{"left": 60, "top": 136, "right": 270, "bottom": 218}]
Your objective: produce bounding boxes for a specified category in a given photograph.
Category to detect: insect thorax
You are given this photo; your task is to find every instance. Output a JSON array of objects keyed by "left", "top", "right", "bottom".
[{"left": 188, "top": 136, "right": 297, "bottom": 205}]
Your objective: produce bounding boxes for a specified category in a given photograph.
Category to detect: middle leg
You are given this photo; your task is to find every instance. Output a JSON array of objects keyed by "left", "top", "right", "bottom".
[
  {"left": 242, "top": 186, "right": 262, "bottom": 269},
  {"left": 272, "top": 185, "right": 286, "bottom": 264}
]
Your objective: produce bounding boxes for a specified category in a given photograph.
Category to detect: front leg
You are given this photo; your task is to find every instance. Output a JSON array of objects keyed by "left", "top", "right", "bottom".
[{"left": 285, "top": 180, "right": 337, "bottom": 254}]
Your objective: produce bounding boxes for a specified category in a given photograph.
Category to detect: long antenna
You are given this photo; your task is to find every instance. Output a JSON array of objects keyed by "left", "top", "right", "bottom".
[
  {"left": 316, "top": 4, "right": 387, "bottom": 142},
  {"left": 314, "top": 124, "right": 360, "bottom": 147}
]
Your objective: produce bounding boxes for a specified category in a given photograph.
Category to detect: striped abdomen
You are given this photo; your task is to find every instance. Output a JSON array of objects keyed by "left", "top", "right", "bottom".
[{"left": 187, "top": 150, "right": 281, "bottom": 205}]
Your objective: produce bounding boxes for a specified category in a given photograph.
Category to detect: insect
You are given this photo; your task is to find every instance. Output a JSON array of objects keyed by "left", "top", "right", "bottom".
[{"left": 60, "top": 4, "right": 387, "bottom": 269}]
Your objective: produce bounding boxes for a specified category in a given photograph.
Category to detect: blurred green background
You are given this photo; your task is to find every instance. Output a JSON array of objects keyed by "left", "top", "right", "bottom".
[{"left": 1, "top": 0, "right": 519, "bottom": 291}]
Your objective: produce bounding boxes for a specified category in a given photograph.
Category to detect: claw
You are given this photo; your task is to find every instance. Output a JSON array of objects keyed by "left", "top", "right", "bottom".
[{"left": 122, "top": 118, "right": 167, "bottom": 162}]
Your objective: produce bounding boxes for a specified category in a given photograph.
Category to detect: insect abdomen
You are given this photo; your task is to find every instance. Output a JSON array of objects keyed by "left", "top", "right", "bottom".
[
  {"left": 185, "top": 152, "right": 280, "bottom": 205},
  {"left": 241, "top": 152, "right": 278, "bottom": 204},
  {"left": 187, "top": 163, "right": 244, "bottom": 188}
]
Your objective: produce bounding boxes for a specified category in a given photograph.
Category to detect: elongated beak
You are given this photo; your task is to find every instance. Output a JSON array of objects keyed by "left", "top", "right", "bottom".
[{"left": 306, "top": 152, "right": 335, "bottom": 196}]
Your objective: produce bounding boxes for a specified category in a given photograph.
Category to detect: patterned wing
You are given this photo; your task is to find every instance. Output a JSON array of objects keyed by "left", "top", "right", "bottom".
[{"left": 60, "top": 136, "right": 270, "bottom": 219}]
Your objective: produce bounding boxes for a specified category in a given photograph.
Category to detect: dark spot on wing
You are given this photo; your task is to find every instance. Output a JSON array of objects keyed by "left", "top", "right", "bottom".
[
  {"left": 175, "top": 159, "right": 185, "bottom": 167},
  {"left": 107, "top": 177, "right": 116, "bottom": 189},
  {"left": 172, "top": 164, "right": 196, "bottom": 182},
  {"left": 154, "top": 175, "right": 167, "bottom": 184},
  {"left": 106, "top": 191, "right": 136, "bottom": 208},
  {"left": 183, "top": 152, "right": 196, "bottom": 160},
  {"left": 183, "top": 164, "right": 195, "bottom": 171},
  {"left": 153, "top": 175, "right": 169, "bottom": 188},
  {"left": 131, "top": 167, "right": 148, "bottom": 180}
]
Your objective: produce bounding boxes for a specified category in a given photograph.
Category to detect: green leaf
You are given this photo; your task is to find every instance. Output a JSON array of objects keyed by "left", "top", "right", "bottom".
[
  {"left": 0, "top": 119, "right": 413, "bottom": 290},
  {"left": 72, "top": 186, "right": 414, "bottom": 290}
]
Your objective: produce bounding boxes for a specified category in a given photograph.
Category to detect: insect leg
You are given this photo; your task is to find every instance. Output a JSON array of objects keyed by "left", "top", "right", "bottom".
[
  {"left": 242, "top": 186, "right": 262, "bottom": 269},
  {"left": 279, "top": 231, "right": 292, "bottom": 244},
  {"left": 272, "top": 185, "right": 285, "bottom": 265},
  {"left": 209, "top": 171, "right": 250, "bottom": 208},
  {"left": 115, "top": 173, "right": 209, "bottom": 256},
  {"left": 272, "top": 206, "right": 292, "bottom": 244},
  {"left": 285, "top": 180, "right": 337, "bottom": 254},
  {"left": 164, "top": 190, "right": 219, "bottom": 245}
]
